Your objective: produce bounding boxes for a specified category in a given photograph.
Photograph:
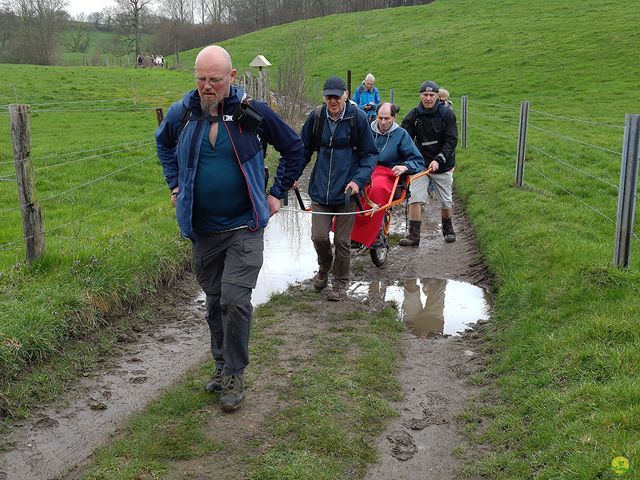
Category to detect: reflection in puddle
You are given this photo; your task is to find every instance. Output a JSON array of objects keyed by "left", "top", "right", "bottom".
[
  {"left": 384, "top": 278, "right": 492, "bottom": 337},
  {"left": 196, "top": 210, "right": 317, "bottom": 307},
  {"left": 254, "top": 209, "right": 317, "bottom": 304}
]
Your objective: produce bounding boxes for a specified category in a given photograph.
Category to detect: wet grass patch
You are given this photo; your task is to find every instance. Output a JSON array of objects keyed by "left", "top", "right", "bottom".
[
  {"left": 77, "top": 292, "right": 402, "bottom": 479},
  {"left": 249, "top": 305, "right": 401, "bottom": 479},
  {"left": 82, "top": 369, "right": 223, "bottom": 479}
]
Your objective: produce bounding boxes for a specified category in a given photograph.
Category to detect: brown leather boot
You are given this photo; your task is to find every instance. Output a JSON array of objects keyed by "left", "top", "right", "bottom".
[
  {"left": 399, "top": 220, "right": 421, "bottom": 246},
  {"left": 313, "top": 270, "right": 329, "bottom": 291},
  {"left": 442, "top": 217, "right": 456, "bottom": 243}
]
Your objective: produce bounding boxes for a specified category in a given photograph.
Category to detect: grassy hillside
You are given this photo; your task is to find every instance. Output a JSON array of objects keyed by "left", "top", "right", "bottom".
[
  {"left": 58, "top": 29, "right": 154, "bottom": 67},
  {"left": 1, "top": 0, "right": 640, "bottom": 477}
]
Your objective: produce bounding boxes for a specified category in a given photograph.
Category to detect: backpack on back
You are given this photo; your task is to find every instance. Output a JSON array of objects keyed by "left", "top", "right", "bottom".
[{"left": 311, "top": 104, "right": 359, "bottom": 152}]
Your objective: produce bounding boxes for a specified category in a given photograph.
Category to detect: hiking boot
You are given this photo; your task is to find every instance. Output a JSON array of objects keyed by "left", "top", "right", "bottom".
[
  {"left": 442, "top": 217, "right": 456, "bottom": 243},
  {"left": 399, "top": 220, "right": 421, "bottom": 246},
  {"left": 313, "top": 271, "right": 329, "bottom": 291},
  {"left": 204, "top": 366, "right": 224, "bottom": 393},
  {"left": 326, "top": 286, "right": 345, "bottom": 302},
  {"left": 220, "top": 375, "right": 244, "bottom": 412}
]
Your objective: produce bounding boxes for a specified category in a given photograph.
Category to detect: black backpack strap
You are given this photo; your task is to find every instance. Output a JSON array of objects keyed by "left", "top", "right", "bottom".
[
  {"left": 349, "top": 113, "right": 359, "bottom": 151},
  {"left": 176, "top": 105, "right": 191, "bottom": 140},
  {"left": 312, "top": 105, "right": 325, "bottom": 152}
]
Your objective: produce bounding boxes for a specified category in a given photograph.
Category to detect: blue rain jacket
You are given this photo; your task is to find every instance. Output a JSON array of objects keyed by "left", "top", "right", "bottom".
[
  {"left": 155, "top": 87, "right": 304, "bottom": 239},
  {"left": 299, "top": 102, "right": 378, "bottom": 206}
]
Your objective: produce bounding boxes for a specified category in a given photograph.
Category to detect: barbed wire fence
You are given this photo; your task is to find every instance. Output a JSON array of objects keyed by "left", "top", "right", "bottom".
[
  {"left": 458, "top": 95, "right": 639, "bottom": 269},
  {"left": 1, "top": 103, "right": 170, "bottom": 265}
]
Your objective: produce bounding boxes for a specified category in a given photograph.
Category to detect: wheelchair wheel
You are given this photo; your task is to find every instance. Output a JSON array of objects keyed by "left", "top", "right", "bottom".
[
  {"left": 370, "top": 213, "right": 391, "bottom": 267},
  {"left": 370, "top": 244, "right": 388, "bottom": 267}
]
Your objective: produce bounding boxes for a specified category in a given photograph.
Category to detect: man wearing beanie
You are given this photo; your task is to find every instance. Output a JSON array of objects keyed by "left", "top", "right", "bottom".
[{"left": 399, "top": 80, "right": 458, "bottom": 245}]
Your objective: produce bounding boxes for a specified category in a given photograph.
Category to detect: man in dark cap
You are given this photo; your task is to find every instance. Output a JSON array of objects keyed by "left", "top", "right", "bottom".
[
  {"left": 297, "top": 76, "right": 378, "bottom": 301},
  {"left": 399, "top": 80, "right": 458, "bottom": 245}
]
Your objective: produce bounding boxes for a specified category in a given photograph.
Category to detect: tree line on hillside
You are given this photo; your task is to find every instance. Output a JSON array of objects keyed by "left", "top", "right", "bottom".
[{"left": 0, "top": 0, "right": 432, "bottom": 66}]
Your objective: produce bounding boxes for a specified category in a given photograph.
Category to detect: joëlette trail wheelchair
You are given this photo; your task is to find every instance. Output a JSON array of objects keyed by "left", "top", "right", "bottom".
[{"left": 293, "top": 168, "right": 432, "bottom": 267}]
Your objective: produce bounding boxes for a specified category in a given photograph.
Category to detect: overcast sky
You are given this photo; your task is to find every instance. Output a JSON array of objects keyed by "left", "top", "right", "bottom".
[{"left": 67, "top": 0, "right": 114, "bottom": 17}]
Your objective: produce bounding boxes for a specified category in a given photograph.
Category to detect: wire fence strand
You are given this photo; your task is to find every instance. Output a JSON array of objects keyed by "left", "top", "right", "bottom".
[
  {"left": 475, "top": 142, "right": 513, "bottom": 158},
  {"left": 31, "top": 139, "right": 152, "bottom": 162},
  {"left": 0, "top": 153, "right": 156, "bottom": 214},
  {"left": 469, "top": 123, "right": 515, "bottom": 141},
  {"left": 526, "top": 162, "right": 623, "bottom": 230},
  {"left": 32, "top": 106, "right": 159, "bottom": 113},
  {"left": 529, "top": 123, "right": 622, "bottom": 155},
  {"left": 469, "top": 109, "right": 519, "bottom": 126},
  {"left": 0, "top": 183, "right": 168, "bottom": 254},
  {"left": 528, "top": 108, "right": 624, "bottom": 129},
  {"left": 468, "top": 99, "right": 520, "bottom": 111},
  {"left": 34, "top": 142, "right": 155, "bottom": 172},
  {"left": 528, "top": 143, "right": 619, "bottom": 191}
]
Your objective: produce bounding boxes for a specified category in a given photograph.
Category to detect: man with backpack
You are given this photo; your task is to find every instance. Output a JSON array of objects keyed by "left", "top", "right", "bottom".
[
  {"left": 155, "top": 45, "right": 304, "bottom": 412},
  {"left": 298, "top": 75, "right": 378, "bottom": 301},
  {"left": 399, "top": 80, "right": 458, "bottom": 246}
]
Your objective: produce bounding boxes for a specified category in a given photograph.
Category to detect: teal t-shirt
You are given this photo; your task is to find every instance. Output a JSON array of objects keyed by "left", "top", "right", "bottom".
[{"left": 192, "top": 122, "right": 252, "bottom": 232}]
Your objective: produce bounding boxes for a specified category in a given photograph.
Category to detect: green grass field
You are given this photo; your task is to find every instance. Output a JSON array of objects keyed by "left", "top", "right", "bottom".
[
  {"left": 2, "top": 0, "right": 640, "bottom": 477},
  {"left": 57, "top": 30, "right": 153, "bottom": 67}
]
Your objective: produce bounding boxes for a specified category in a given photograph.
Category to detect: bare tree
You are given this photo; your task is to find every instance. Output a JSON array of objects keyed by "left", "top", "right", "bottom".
[
  {"left": 113, "top": 0, "right": 153, "bottom": 58},
  {"left": 0, "top": 7, "right": 18, "bottom": 57},
  {"left": 273, "top": 29, "right": 311, "bottom": 128},
  {"left": 2, "top": 0, "right": 68, "bottom": 64},
  {"left": 64, "top": 21, "right": 91, "bottom": 53}
]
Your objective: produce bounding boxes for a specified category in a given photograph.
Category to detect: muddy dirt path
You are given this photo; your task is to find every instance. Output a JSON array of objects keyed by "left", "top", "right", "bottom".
[{"left": 0, "top": 194, "right": 492, "bottom": 480}]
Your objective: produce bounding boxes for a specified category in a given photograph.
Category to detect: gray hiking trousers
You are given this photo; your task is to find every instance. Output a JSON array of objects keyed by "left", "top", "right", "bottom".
[{"left": 192, "top": 228, "right": 264, "bottom": 377}]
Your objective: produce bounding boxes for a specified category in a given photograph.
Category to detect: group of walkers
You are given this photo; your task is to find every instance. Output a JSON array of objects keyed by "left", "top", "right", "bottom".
[
  {"left": 155, "top": 45, "right": 458, "bottom": 412},
  {"left": 136, "top": 54, "right": 165, "bottom": 68}
]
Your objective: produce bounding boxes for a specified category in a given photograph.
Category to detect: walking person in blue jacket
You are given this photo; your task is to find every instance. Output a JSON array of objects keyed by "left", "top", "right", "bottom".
[
  {"left": 298, "top": 76, "right": 378, "bottom": 301},
  {"left": 353, "top": 73, "right": 381, "bottom": 123},
  {"left": 155, "top": 45, "right": 304, "bottom": 412}
]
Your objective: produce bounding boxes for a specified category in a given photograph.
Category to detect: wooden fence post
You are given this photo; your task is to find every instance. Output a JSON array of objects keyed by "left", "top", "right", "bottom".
[
  {"left": 9, "top": 104, "right": 45, "bottom": 263},
  {"left": 613, "top": 114, "right": 640, "bottom": 268},
  {"left": 347, "top": 70, "right": 352, "bottom": 98}
]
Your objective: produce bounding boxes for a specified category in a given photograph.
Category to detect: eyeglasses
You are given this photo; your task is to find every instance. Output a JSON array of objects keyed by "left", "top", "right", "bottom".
[
  {"left": 195, "top": 70, "right": 232, "bottom": 86},
  {"left": 324, "top": 95, "right": 342, "bottom": 100}
]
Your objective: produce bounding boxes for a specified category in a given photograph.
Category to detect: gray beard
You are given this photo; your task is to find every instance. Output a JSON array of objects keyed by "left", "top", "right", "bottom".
[{"left": 200, "top": 97, "right": 219, "bottom": 114}]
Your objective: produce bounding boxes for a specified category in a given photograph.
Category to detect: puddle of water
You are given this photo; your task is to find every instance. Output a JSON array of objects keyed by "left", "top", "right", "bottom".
[
  {"left": 197, "top": 209, "right": 317, "bottom": 307},
  {"left": 346, "top": 278, "right": 492, "bottom": 337},
  {"left": 255, "top": 209, "right": 317, "bottom": 304},
  {"left": 384, "top": 278, "right": 492, "bottom": 337}
]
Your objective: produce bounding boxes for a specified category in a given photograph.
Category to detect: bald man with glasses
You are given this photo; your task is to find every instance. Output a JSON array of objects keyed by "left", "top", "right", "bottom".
[{"left": 156, "top": 45, "right": 304, "bottom": 412}]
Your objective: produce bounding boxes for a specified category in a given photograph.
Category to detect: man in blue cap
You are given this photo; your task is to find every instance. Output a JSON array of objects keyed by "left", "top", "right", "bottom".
[{"left": 297, "top": 75, "right": 378, "bottom": 301}]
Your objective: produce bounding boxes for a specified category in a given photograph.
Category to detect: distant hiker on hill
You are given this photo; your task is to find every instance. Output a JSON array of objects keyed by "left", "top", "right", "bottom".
[
  {"left": 353, "top": 73, "right": 381, "bottom": 123},
  {"left": 399, "top": 80, "right": 458, "bottom": 246},
  {"left": 297, "top": 75, "right": 378, "bottom": 301},
  {"left": 155, "top": 45, "right": 304, "bottom": 412},
  {"left": 438, "top": 88, "right": 452, "bottom": 108}
]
